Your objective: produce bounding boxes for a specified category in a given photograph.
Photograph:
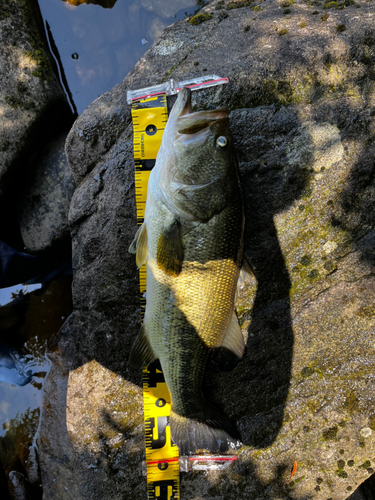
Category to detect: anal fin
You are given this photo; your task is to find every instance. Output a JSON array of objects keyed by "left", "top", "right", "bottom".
[
  {"left": 129, "top": 324, "right": 156, "bottom": 368},
  {"left": 220, "top": 311, "right": 245, "bottom": 360}
]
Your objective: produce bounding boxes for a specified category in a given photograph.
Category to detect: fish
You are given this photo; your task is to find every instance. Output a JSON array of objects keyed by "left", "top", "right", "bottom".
[{"left": 129, "top": 87, "right": 247, "bottom": 455}]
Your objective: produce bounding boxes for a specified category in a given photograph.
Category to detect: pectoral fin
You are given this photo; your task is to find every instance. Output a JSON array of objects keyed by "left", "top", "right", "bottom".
[
  {"left": 220, "top": 311, "right": 245, "bottom": 359},
  {"left": 129, "top": 324, "right": 156, "bottom": 368},
  {"left": 156, "top": 220, "right": 183, "bottom": 276},
  {"left": 128, "top": 223, "right": 148, "bottom": 268}
]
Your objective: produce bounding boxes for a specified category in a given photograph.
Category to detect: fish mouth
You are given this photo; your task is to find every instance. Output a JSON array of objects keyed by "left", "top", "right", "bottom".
[{"left": 176, "top": 88, "right": 228, "bottom": 135}]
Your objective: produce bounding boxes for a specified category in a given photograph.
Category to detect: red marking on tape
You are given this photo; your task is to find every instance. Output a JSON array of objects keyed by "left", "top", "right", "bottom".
[
  {"left": 176, "top": 78, "right": 229, "bottom": 91},
  {"left": 147, "top": 458, "right": 179, "bottom": 465},
  {"left": 132, "top": 91, "right": 166, "bottom": 101}
]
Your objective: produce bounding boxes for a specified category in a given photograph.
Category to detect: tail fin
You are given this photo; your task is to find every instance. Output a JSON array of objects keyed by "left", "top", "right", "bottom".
[{"left": 169, "top": 406, "right": 242, "bottom": 456}]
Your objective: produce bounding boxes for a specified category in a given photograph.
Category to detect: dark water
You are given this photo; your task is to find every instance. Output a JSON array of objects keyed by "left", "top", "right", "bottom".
[{"left": 37, "top": 0, "right": 198, "bottom": 114}]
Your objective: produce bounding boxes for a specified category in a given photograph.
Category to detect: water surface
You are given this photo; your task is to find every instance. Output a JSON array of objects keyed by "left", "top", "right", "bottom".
[{"left": 37, "top": 0, "right": 198, "bottom": 114}]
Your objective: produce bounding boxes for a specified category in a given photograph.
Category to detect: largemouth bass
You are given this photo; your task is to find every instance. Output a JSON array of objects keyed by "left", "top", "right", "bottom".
[{"left": 129, "top": 87, "right": 246, "bottom": 455}]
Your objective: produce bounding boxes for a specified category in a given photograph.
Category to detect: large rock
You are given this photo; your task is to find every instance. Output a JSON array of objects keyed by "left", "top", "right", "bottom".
[
  {"left": 41, "top": 0, "right": 375, "bottom": 499},
  {"left": 17, "top": 132, "right": 76, "bottom": 253},
  {"left": 0, "top": 0, "right": 70, "bottom": 198}
]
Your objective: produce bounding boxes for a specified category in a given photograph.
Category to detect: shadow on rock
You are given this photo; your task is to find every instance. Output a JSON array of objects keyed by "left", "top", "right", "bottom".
[
  {"left": 204, "top": 105, "right": 314, "bottom": 449},
  {"left": 336, "top": 126, "right": 375, "bottom": 268}
]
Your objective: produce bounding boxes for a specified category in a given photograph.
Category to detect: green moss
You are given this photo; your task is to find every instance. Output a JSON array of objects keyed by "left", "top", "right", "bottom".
[
  {"left": 344, "top": 390, "right": 359, "bottom": 413},
  {"left": 321, "top": 12, "right": 329, "bottom": 20},
  {"left": 361, "top": 460, "right": 371, "bottom": 468},
  {"left": 281, "top": 0, "right": 295, "bottom": 5},
  {"left": 300, "top": 254, "right": 312, "bottom": 266},
  {"left": 336, "top": 23, "right": 346, "bottom": 32},
  {"left": 17, "top": 0, "right": 52, "bottom": 81},
  {"left": 244, "top": 24, "right": 251, "bottom": 31},
  {"left": 226, "top": 0, "right": 253, "bottom": 9},
  {"left": 323, "top": 1, "right": 338, "bottom": 8},
  {"left": 24, "top": 46, "right": 51, "bottom": 80},
  {"left": 252, "top": 5, "right": 263, "bottom": 11},
  {"left": 4, "top": 95, "right": 22, "bottom": 109},
  {"left": 189, "top": 13, "right": 213, "bottom": 25},
  {"left": 316, "top": 477, "right": 323, "bottom": 484},
  {"left": 369, "top": 414, "right": 375, "bottom": 430},
  {"left": 323, "top": 261, "right": 336, "bottom": 272},
  {"left": 308, "top": 269, "right": 319, "bottom": 279},
  {"left": 218, "top": 11, "right": 228, "bottom": 20},
  {"left": 215, "top": 0, "right": 225, "bottom": 8},
  {"left": 283, "top": 412, "right": 292, "bottom": 423},
  {"left": 5, "top": 90, "right": 35, "bottom": 110},
  {"left": 299, "top": 22, "right": 307, "bottom": 27},
  {"left": 322, "top": 425, "right": 338, "bottom": 440},
  {"left": 302, "top": 185, "right": 313, "bottom": 197},
  {"left": 301, "top": 366, "right": 314, "bottom": 378},
  {"left": 336, "top": 469, "right": 348, "bottom": 478},
  {"left": 279, "top": 29, "right": 288, "bottom": 35},
  {"left": 337, "top": 459, "right": 345, "bottom": 469},
  {"left": 356, "top": 305, "right": 375, "bottom": 318},
  {"left": 283, "top": 8, "right": 291, "bottom": 13},
  {"left": 347, "top": 460, "right": 355, "bottom": 467}
]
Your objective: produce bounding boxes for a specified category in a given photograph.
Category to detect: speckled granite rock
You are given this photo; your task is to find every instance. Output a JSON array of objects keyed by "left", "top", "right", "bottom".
[
  {"left": 0, "top": 0, "right": 70, "bottom": 198},
  {"left": 41, "top": 0, "right": 375, "bottom": 499}
]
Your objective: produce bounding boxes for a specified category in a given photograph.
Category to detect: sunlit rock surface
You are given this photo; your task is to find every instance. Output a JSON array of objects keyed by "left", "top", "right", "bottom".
[
  {"left": 17, "top": 132, "right": 76, "bottom": 253},
  {"left": 0, "top": 0, "right": 69, "bottom": 199},
  {"left": 44, "top": 0, "right": 375, "bottom": 498}
]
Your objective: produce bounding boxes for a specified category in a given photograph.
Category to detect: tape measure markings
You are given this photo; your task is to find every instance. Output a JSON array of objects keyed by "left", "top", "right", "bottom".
[{"left": 131, "top": 93, "right": 180, "bottom": 500}]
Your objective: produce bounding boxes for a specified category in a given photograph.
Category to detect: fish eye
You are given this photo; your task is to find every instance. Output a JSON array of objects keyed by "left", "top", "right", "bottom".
[{"left": 216, "top": 136, "right": 228, "bottom": 148}]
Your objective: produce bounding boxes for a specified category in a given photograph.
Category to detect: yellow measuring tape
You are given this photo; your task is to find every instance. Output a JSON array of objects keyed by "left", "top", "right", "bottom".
[{"left": 131, "top": 94, "right": 180, "bottom": 500}]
